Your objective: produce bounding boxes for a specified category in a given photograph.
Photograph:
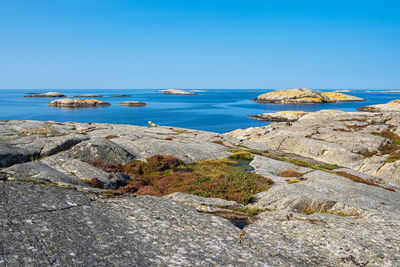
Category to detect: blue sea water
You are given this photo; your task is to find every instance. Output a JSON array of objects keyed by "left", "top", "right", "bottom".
[{"left": 0, "top": 89, "right": 399, "bottom": 133}]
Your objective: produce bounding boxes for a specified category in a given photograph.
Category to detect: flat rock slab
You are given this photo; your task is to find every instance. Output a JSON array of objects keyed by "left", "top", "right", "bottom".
[
  {"left": 0, "top": 181, "right": 270, "bottom": 266},
  {"left": 165, "top": 192, "right": 244, "bottom": 210},
  {"left": 114, "top": 137, "right": 230, "bottom": 163},
  {"left": 3, "top": 161, "right": 86, "bottom": 186}
]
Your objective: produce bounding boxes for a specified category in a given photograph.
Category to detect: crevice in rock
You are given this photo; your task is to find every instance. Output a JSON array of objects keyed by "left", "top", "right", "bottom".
[
  {"left": 277, "top": 136, "right": 290, "bottom": 151},
  {"left": 201, "top": 209, "right": 259, "bottom": 230},
  {"left": 9, "top": 203, "right": 90, "bottom": 220}
]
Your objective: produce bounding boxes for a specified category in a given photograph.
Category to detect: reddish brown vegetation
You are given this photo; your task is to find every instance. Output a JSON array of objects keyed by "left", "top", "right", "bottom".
[
  {"left": 335, "top": 171, "right": 395, "bottom": 192},
  {"left": 88, "top": 155, "right": 273, "bottom": 204},
  {"left": 84, "top": 177, "right": 103, "bottom": 188},
  {"left": 90, "top": 160, "right": 123, "bottom": 173},
  {"left": 211, "top": 140, "right": 232, "bottom": 148},
  {"left": 105, "top": 135, "right": 119, "bottom": 139}
]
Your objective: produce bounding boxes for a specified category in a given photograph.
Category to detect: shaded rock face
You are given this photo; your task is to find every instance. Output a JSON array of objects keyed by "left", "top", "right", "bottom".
[
  {"left": 23, "top": 92, "right": 66, "bottom": 98},
  {"left": 228, "top": 110, "right": 400, "bottom": 183},
  {"left": 119, "top": 101, "right": 146, "bottom": 107},
  {"left": 254, "top": 88, "right": 365, "bottom": 104},
  {"left": 48, "top": 98, "right": 111, "bottom": 107},
  {"left": 0, "top": 145, "right": 29, "bottom": 167},
  {"left": 157, "top": 89, "right": 196, "bottom": 95},
  {"left": 2, "top": 120, "right": 400, "bottom": 266},
  {"left": 357, "top": 99, "right": 400, "bottom": 112}
]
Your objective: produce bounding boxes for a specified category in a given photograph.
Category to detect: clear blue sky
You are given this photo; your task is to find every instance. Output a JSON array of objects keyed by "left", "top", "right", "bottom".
[{"left": 0, "top": 0, "right": 399, "bottom": 89}]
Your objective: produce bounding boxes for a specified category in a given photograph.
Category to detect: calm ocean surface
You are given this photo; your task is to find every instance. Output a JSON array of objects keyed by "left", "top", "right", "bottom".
[{"left": 0, "top": 89, "right": 399, "bottom": 133}]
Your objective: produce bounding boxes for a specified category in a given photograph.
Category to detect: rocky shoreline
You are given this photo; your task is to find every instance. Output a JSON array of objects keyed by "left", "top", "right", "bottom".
[
  {"left": 230, "top": 109, "right": 400, "bottom": 182},
  {"left": 1, "top": 119, "right": 400, "bottom": 265}
]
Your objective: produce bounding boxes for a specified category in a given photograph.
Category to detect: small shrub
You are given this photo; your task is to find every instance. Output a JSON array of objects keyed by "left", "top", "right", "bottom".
[
  {"left": 105, "top": 135, "right": 119, "bottom": 139},
  {"left": 286, "top": 178, "right": 307, "bottom": 184},
  {"left": 162, "top": 137, "right": 173, "bottom": 141},
  {"left": 386, "top": 153, "right": 400, "bottom": 163},
  {"left": 212, "top": 140, "right": 228, "bottom": 147},
  {"left": 145, "top": 155, "right": 183, "bottom": 171},
  {"left": 345, "top": 124, "right": 369, "bottom": 131},
  {"left": 136, "top": 185, "right": 161, "bottom": 196},
  {"left": 316, "top": 163, "right": 342, "bottom": 170},
  {"left": 84, "top": 177, "right": 103, "bottom": 188},
  {"left": 90, "top": 160, "right": 123, "bottom": 173},
  {"left": 360, "top": 150, "right": 378, "bottom": 158},
  {"left": 229, "top": 152, "right": 254, "bottom": 160},
  {"left": 278, "top": 169, "right": 303, "bottom": 177},
  {"left": 379, "top": 143, "right": 399, "bottom": 155}
]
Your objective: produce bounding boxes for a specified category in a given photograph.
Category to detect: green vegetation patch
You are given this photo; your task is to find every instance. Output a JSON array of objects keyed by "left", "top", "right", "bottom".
[
  {"left": 370, "top": 130, "right": 400, "bottom": 162},
  {"left": 90, "top": 155, "right": 273, "bottom": 205},
  {"left": 229, "top": 151, "right": 254, "bottom": 160}
]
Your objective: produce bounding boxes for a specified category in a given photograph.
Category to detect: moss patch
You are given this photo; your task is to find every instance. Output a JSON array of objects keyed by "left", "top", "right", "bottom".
[{"left": 278, "top": 169, "right": 303, "bottom": 177}]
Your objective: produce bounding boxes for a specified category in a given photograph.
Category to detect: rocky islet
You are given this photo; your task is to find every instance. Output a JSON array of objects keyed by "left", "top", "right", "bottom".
[
  {"left": 119, "top": 101, "right": 147, "bottom": 107},
  {"left": 23, "top": 92, "right": 66, "bottom": 98},
  {"left": 253, "top": 88, "right": 365, "bottom": 104},
  {"left": 157, "top": 89, "right": 197, "bottom": 95},
  {"left": 48, "top": 98, "right": 111, "bottom": 107}
]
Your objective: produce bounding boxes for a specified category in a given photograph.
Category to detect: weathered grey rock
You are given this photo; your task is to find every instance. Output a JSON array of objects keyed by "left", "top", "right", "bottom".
[
  {"left": 250, "top": 111, "right": 307, "bottom": 122},
  {"left": 115, "top": 137, "right": 229, "bottom": 163},
  {"left": 64, "top": 137, "right": 135, "bottom": 164},
  {"left": 1, "top": 181, "right": 271, "bottom": 266},
  {"left": 250, "top": 155, "right": 313, "bottom": 182},
  {"left": 243, "top": 167, "right": 400, "bottom": 266},
  {"left": 119, "top": 101, "right": 146, "bottom": 107},
  {"left": 165, "top": 192, "right": 244, "bottom": 211},
  {"left": 12, "top": 134, "right": 90, "bottom": 159},
  {"left": 41, "top": 157, "right": 129, "bottom": 189},
  {"left": 23, "top": 92, "right": 65, "bottom": 97},
  {"left": 3, "top": 162, "right": 86, "bottom": 186}
]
